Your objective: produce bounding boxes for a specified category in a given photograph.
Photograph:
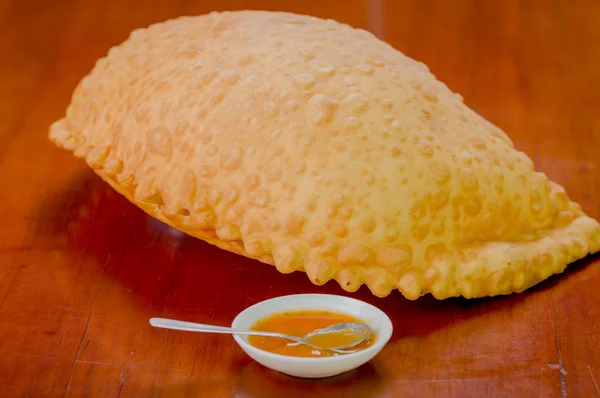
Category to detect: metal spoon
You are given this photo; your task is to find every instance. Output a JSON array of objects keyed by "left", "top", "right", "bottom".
[{"left": 149, "top": 317, "right": 372, "bottom": 354}]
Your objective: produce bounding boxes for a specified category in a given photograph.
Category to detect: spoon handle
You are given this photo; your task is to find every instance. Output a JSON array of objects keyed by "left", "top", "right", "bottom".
[{"left": 149, "top": 317, "right": 301, "bottom": 342}]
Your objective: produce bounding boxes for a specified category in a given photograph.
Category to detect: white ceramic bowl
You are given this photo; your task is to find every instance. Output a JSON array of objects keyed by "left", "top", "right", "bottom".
[{"left": 231, "top": 293, "right": 393, "bottom": 378}]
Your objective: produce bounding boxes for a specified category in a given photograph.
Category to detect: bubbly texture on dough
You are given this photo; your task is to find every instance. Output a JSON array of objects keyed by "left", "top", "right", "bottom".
[{"left": 49, "top": 11, "right": 600, "bottom": 299}]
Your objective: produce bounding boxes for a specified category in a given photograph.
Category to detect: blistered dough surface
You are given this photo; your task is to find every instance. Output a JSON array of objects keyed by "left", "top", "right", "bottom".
[{"left": 49, "top": 11, "right": 600, "bottom": 299}]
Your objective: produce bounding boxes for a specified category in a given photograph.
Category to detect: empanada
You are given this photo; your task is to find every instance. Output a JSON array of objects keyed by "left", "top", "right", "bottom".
[{"left": 49, "top": 11, "right": 600, "bottom": 300}]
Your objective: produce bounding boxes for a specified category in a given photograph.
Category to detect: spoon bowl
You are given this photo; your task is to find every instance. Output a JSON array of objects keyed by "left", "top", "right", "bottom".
[{"left": 301, "top": 322, "right": 372, "bottom": 351}]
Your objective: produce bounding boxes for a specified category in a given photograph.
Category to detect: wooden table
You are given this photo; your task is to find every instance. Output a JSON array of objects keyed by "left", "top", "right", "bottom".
[{"left": 2, "top": 0, "right": 599, "bottom": 396}]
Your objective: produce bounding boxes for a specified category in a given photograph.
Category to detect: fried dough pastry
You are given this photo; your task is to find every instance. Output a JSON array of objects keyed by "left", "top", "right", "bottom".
[{"left": 49, "top": 11, "right": 600, "bottom": 299}]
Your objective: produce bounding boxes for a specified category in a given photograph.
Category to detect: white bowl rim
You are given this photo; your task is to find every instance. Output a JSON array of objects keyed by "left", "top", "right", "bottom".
[{"left": 231, "top": 293, "right": 393, "bottom": 364}]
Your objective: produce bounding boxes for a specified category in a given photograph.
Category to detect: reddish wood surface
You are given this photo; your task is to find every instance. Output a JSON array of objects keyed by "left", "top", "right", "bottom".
[{"left": 1, "top": 0, "right": 600, "bottom": 397}]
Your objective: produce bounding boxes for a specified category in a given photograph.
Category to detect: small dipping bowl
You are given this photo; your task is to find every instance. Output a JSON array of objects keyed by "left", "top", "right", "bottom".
[{"left": 231, "top": 293, "right": 393, "bottom": 378}]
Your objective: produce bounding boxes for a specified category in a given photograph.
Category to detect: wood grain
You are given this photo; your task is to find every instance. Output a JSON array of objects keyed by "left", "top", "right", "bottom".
[{"left": 1, "top": 0, "right": 599, "bottom": 396}]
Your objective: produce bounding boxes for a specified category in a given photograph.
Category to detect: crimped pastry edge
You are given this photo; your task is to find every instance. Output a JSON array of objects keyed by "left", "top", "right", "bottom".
[{"left": 50, "top": 116, "right": 600, "bottom": 300}]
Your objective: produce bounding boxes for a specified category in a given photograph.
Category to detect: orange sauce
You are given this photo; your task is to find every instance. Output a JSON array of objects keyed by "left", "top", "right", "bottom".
[{"left": 247, "top": 309, "right": 375, "bottom": 357}]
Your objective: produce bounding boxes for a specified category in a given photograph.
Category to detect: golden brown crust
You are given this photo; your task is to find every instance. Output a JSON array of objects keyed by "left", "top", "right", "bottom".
[{"left": 49, "top": 10, "right": 600, "bottom": 299}]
